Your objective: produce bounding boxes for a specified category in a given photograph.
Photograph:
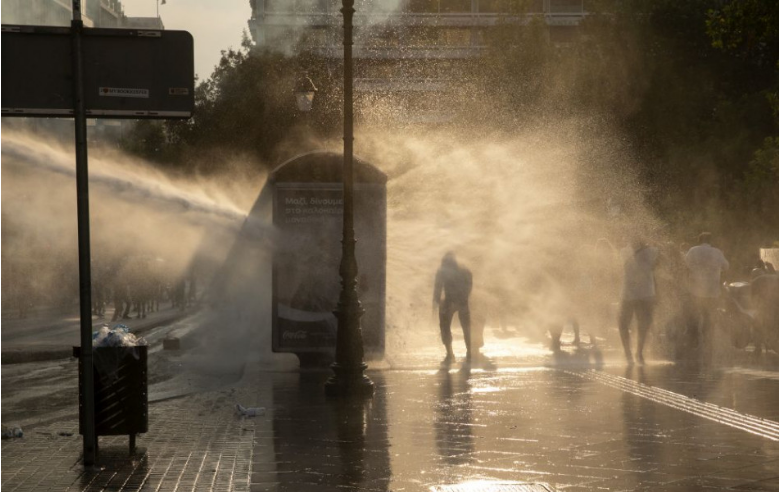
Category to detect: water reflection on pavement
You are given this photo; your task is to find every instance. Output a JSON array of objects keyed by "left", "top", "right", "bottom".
[
  {"left": 251, "top": 343, "right": 777, "bottom": 491},
  {"left": 1, "top": 330, "right": 776, "bottom": 491}
]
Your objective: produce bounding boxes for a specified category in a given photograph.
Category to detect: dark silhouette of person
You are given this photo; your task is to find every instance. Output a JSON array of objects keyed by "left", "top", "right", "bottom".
[
  {"left": 618, "top": 237, "right": 659, "bottom": 365},
  {"left": 433, "top": 252, "right": 473, "bottom": 363},
  {"left": 14, "top": 263, "right": 32, "bottom": 319},
  {"left": 173, "top": 276, "right": 187, "bottom": 312},
  {"left": 110, "top": 276, "right": 129, "bottom": 322},
  {"left": 751, "top": 269, "right": 778, "bottom": 353}
]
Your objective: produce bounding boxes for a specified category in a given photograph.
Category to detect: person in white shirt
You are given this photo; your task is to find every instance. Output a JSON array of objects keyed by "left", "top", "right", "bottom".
[
  {"left": 618, "top": 238, "right": 659, "bottom": 365},
  {"left": 684, "top": 232, "right": 729, "bottom": 351}
]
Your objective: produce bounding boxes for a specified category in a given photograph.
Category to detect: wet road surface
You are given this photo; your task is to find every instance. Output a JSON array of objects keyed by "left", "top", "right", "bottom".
[{"left": 1, "top": 328, "right": 778, "bottom": 491}]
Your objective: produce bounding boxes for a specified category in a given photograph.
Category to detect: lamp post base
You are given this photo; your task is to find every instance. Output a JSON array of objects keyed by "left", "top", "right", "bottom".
[{"left": 324, "top": 363, "right": 374, "bottom": 397}]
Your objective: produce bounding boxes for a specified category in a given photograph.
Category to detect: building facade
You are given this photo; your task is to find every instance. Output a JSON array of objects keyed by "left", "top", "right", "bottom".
[
  {"left": 1, "top": 0, "right": 161, "bottom": 29},
  {"left": 248, "top": 0, "right": 585, "bottom": 123}
]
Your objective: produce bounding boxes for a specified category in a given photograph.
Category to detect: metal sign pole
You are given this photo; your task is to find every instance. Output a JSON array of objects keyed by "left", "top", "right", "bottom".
[
  {"left": 71, "top": 0, "right": 96, "bottom": 466},
  {"left": 3, "top": 13, "right": 194, "bottom": 467}
]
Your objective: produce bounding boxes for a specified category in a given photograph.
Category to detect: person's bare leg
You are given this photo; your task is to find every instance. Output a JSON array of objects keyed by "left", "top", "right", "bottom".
[
  {"left": 571, "top": 318, "right": 581, "bottom": 346},
  {"left": 458, "top": 305, "right": 471, "bottom": 360},
  {"left": 440, "top": 304, "right": 456, "bottom": 362},
  {"left": 635, "top": 300, "right": 653, "bottom": 365},
  {"left": 618, "top": 301, "right": 634, "bottom": 364}
]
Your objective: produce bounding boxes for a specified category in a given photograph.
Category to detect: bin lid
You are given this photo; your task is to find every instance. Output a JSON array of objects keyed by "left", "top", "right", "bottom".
[{"left": 270, "top": 151, "right": 387, "bottom": 184}]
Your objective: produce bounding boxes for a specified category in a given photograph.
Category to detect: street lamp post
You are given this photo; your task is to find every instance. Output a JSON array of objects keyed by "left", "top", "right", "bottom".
[{"left": 324, "top": 0, "right": 374, "bottom": 396}]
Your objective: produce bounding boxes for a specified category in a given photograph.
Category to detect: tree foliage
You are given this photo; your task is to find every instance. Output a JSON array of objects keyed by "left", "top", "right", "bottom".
[
  {"left": 706, "top": 0, "right": 778, "bottom": 66},
  {"left": 121, "top": 33, "right": 344, "bottom": 173}
]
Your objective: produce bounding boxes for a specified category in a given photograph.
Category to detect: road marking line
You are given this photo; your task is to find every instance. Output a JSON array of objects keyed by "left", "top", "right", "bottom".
[{"left": 568, "top": 370, "right": 779, "bottom": 442}]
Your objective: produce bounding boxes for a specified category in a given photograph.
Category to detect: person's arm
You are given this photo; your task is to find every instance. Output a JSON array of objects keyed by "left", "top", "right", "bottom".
[
  {"left": 433, "top": 270, "right": 443, "bottom": 310},
  {"left": 684, "top": 248, "right": 694, "bottom": 269},
  {"left": 720, "top": 251, "right": 729, "bottom": 271},
  {"left": 650, "top": 247, "right": 660, "bottom": 268}
]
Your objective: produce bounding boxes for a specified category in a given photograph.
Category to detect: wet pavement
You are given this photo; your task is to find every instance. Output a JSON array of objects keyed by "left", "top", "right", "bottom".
[
  {"left": 250, "top": 363, "right": 777, "bottom": 492},
  {"left": 1, "top": 329, "right": 778, "bottom": 492}
]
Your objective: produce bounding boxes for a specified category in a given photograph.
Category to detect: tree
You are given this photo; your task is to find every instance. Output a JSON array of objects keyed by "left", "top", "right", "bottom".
[
  {"left": 121, "top": 32, "right": 344, "bottom": 174},
  {"left": 706, "top": 0, "right": 778, "bottom": 67},
  {"left": 706, "top": 0, "right": 779, "bottom": 245}
]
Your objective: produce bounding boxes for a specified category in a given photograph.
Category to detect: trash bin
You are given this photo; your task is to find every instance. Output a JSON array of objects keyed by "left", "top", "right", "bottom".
[{"left": 74, "top": 345, "right": 148, "bottom": 454}]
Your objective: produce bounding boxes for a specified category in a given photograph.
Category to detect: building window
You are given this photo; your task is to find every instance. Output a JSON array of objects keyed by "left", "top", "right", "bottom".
[
  {"left": 362, "top": 0, "right": 404, "bottom": 11},
  {"left": 362, "top": 60, "right": 404, "bottom": 79},
  {"left": 265, "top": 26, "right": 298, "bottom": 43},
  {"left": 439, "top": 0, "right": 472, "bottom": 13},
  {"left": 477, "top": 0, "right": 499, "bottom": 12},
  {"left": 549, "top": 0, "right": 582, "bottom": 14},
  {"left": 549, "top": 25, "right": 579, "bottom": 42},
  {"left": 439, "top": 28, "right": 471, "bottom": 46},
  {"left": 529, "top": 0, "right": 546, "bottom": 13},
  {"left": 408, "top": 0, "right": 439, "bottom": 13},
  {"left": 265, "top": 0, "right": 328, "bottom": 12},
  {"left": 302, "top": 27, "right": 333, "bottom": 46},
  {"left": 296, "top": 0, "right": 328, "bottom": 13},
  {"left": 359, "top": 27, "right": 403, "bottom": 48},
  {"left": 266, "top": 0, "right": 294, "bottom": 12},
  {"left": 473, "top": 29, "right": 485, "bottom": 45},
  {"left": 407, "top": 27, "right": 438, "bottom": 46},
  {"left": 478, "top": 0, "right": 545, "bottom": 13}
]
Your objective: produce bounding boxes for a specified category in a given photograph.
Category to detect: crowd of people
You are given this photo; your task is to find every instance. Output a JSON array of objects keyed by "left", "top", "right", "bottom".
[
  {"left": 3, "top": 252, "right": 201, "bottom": 323},
  {"left": 615, "top": 232, "right": 777, "bottom": 363},
  {"left": 433, "top": 233, "right": 778, "bottom": 366},
  {"left": 91, "top": 257, "right": 200, "bottom": 322}
]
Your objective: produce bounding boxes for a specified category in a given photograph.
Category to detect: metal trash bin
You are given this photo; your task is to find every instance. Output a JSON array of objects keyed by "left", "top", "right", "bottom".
[{"left": 74, "top": 345, "right": 148, "bottom": 454}]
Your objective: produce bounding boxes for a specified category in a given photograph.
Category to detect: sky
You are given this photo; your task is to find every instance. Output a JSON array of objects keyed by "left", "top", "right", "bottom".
[{"left": 122, "top": 0, "right": 249, "bottom": 81}]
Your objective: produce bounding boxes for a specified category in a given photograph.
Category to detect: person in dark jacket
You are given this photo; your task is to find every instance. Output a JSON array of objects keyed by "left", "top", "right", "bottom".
[
  {"left": 751, "top": 269, "right": 779, "bottom": 354},
  {"left": 433, "top": 252, "right": 473, "bottom": 363}
]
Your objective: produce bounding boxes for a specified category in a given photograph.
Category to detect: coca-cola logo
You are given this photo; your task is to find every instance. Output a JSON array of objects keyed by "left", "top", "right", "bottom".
[{"left": 282, "top": 330, "right": 307, "bottom": 341}]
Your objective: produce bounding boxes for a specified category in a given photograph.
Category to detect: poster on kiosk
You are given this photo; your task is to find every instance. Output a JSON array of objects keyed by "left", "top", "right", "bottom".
[{"left": 271, "top": 152, "right": 387, "bottom": 364}]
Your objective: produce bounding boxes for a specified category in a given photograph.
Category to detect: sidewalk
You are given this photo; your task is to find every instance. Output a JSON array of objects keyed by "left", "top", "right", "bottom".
[
  {"left": 1, "top": 305, "right": 190, "bottom": 364},
  {"left": 1, "top": 344, "right": 778, "bottom": 491}
]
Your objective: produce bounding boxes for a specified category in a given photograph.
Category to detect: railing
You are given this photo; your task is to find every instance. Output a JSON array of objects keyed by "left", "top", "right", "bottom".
[
  {"left": 311, "top": 45, "right": 485, "bottom": 59},
  {"left": 257, "top": 11, "right": 584, "bottom": 27},
  {"left": 259, "top": 0, "right": 584, "bottom": 15}
]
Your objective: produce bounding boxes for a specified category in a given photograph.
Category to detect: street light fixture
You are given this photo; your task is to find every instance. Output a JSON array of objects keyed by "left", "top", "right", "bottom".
[
  {"left": 293, "top": 74, "right": 318, "bottom": 112},
  {"left": 324, "top": 0, "right": 374, "bottom": 397}
]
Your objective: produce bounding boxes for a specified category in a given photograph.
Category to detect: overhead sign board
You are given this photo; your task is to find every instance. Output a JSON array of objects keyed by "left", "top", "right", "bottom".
[{"left": 1, "top": 25, "right": 194, "bottom": 118}]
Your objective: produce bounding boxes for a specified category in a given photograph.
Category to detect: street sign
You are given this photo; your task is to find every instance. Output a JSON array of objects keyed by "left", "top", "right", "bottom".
[{"left": 1, "top": 25, "right": 194, "bottom": 118}]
